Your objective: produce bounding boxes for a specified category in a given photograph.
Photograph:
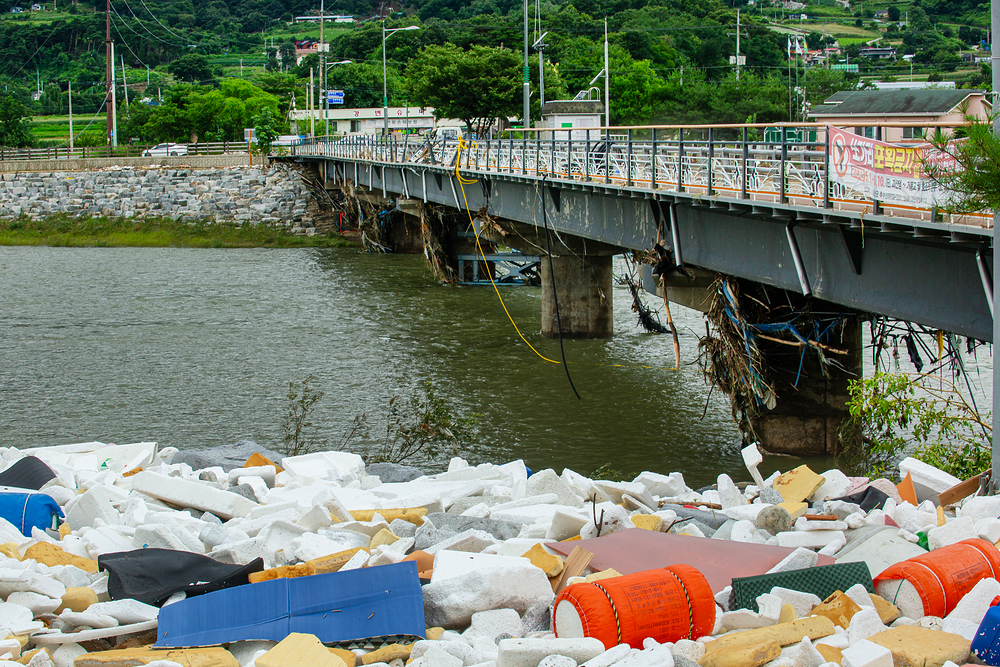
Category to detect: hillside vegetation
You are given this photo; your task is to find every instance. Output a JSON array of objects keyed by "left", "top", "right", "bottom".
[{"left": 0, "top": 0, "right": 991, "bottom": 146}]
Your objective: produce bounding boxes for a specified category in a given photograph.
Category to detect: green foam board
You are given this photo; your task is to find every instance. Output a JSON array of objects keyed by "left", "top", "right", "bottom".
[{"left": 731, "top": 561, "right": 874, "bottom": 612}]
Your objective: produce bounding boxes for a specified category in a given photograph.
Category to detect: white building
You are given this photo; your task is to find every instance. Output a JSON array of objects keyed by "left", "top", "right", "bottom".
[
  {"left": 536, "top": 100, "right": 603, "bottom": 141},
  {"left": 288, "top": 106, "right": 464, "bottom": 135}
]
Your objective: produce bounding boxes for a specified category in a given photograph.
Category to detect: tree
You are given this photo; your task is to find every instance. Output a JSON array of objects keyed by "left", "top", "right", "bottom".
[
  {"left": 0, "top": 94, "right": 33, "bottom": 148},
  {"left": 168, "top": 54, "right": 213, "bottom": 83},
  {"left": 923, "top": 114, "right": 1000, "bottom": 213},
  {"left": 253, "top": 107, "right": 279, "bottom": 153},
  {"left": 887, "top": 5, "right": 900, "bottom": 21},
  {"left": 406, "top": 43, "right": 520, "bottom": 137},
  {"left": 278, "top": 40, "right": 296, "bottom": 69}
]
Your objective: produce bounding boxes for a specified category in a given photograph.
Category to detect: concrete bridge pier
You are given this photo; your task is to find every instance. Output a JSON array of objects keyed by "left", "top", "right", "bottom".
[
  {"left": 663, "top": 269, "right": 864, "bottom": 456},
  {"left": 541, "top": 254, "right": 614, "bottom": 339},
  {"left": 752, "top": 318, "right": 863, "bottom": 456},
  {"left": 479, "top": 220, "right": 621, "bottom": 339}
]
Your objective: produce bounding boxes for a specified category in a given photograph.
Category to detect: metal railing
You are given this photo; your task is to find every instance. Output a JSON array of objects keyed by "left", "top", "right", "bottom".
[
  {"left": 292, "top": 124, "right": 991, "bottom": 229},
  {"left": 0, "top": 141, "right": 252, "bottom": 162}
]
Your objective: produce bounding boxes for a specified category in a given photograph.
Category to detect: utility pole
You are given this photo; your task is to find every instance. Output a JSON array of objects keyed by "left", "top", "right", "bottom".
[
  {"left": 310, "top": 67, "right": 315, "bottom": 137},
  {"left": 320, "top": 0, "right": 327, "bottom": 137},
  {"left": 533, "top": 32, "right": 548, "bottom": 108},
  {"left": 990, "top": 0, "right": 998, "bottom": 488},
  {"left": 68, "top": 81, "right": 73, "bottom": 150},
  {"left": 121, "top": 54, "right": 128, "bottom": 106},
  {"left": 111, "top": 42, "right": 117, "bottom": 147},
  {"left": 105, "top": 0, "right": 112, "bottom": 146},
  {"left": 522, "top": 0, "right": 529, "bottom": 133},
  {"left": 604, "top": 18, "right": 610, "bottom": 133},
  {"left": 729, "top": 9, "right": 747, "bottom": 80}
]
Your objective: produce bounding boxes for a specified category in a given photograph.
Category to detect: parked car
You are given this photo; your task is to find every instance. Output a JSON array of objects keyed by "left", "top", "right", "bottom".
[{"left": 142, "top": 143, "right": 188, "bottom": 157}]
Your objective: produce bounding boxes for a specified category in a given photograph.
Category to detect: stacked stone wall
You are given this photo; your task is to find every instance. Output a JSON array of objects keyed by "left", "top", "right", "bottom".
[{"left": 0, "top": 165, "right": 319, "bottom": 228}]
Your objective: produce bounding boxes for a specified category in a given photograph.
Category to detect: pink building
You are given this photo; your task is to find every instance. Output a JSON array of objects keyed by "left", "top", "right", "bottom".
[{"left": 808, "top": 88, "right": 992, "bottom": 142}]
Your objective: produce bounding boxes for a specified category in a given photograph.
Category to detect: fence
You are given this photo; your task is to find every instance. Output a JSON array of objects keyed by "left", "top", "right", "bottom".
[
  {"left": 292, "top": 124, "right": 991, "bottom": 229},
  {"left": 0, "top": 141, "right": 252, "bottom": 162}
]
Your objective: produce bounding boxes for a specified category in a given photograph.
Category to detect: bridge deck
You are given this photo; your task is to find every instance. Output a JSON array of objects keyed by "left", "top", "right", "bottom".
[{"left": 287, "top": 124, "right": 994, "bottom": 341}]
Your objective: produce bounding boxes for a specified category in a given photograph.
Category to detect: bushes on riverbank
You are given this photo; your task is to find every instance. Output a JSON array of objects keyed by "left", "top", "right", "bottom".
[{"left": 0, "top": 214, "right": 352, "bottom": 248}]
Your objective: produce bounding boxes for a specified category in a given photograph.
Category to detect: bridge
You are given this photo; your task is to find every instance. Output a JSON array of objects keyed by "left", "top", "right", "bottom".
[
  {"left": 285, "top": 122, "right": 995, "bottom": 457},
  {"left": 288, "top": 123, "right": 993, "bottom": 342}
]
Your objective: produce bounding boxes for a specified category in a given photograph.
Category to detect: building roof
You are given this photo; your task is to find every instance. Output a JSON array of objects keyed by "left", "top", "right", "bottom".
[
  {"left": 540, "top": 100, "right": 603, "bottom": 115},
  {"left": 810, "top": 89, "right": 986, "bottom": 117}
]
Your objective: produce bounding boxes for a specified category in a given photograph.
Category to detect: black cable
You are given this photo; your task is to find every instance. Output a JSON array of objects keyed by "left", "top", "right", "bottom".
[{"left": 539, "top": 176, "right": 581, "bottom": 400}]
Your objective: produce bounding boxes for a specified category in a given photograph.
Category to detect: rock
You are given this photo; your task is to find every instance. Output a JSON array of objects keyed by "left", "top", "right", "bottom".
[
  {"left": 756, "top": 506, "right": 794, "bottom": 535},
  {"left": 170, "top": 441, "right": 286, "bottom": 473},
  {"left": 365, "top": 463, "right": 425, "bottom": 483},
  {"left": 758, "top": 487, "right": 784, "bottom": 505}
]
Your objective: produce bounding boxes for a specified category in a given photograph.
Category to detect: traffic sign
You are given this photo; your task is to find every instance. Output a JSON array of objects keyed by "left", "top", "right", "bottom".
[{"left": 327, "top": 90, "right": 344, "bottom": 105}]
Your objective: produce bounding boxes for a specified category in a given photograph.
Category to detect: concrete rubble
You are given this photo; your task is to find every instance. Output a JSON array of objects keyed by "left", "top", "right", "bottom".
[{"left": 0, "top": 440, "right": 994, "bottom": 666}]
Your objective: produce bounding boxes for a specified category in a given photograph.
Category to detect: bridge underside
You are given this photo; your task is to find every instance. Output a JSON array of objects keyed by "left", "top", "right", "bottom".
[{"left": 314, "top": 158, "right": 993, "bottom": 342}]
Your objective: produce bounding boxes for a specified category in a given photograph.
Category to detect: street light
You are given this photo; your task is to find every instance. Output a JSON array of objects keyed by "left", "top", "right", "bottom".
[
  {"left": 383, "top": 23, "right": 420, "bottom": 137},
  {"left": 324, "top": 60, "right": 352, "bottom": 137}
]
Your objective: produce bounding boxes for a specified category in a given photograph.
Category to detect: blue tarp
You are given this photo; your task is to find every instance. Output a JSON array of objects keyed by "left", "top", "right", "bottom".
[
  {"left": 156, "top": 561, "right": 425, "bottom": 647},
  {"left": 0, "top": 490, "right": 62, "bottom": 536}
]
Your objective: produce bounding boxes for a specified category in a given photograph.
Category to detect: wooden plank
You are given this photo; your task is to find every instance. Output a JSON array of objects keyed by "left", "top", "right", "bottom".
[
  {"left": 553, "top": 546, "right": 594, "bottom": 594},
  {"left": 938, "top": 469, "right": 990, "bottom": 507}
]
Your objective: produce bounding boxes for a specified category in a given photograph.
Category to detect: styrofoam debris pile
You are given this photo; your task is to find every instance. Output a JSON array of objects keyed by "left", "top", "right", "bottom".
[{"left": 0, "top": 440, "right": 991, "bottom": 667}]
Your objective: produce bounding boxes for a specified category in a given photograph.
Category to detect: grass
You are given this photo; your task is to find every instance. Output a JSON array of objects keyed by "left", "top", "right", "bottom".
[{"left": 0, "top": 214, "right": 354, "bottom": 248}]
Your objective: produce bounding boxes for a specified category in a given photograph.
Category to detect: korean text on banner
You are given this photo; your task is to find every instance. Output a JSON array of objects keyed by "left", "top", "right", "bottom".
[{"left": 827, "top": 125, "right": 945, "bottom": 208}]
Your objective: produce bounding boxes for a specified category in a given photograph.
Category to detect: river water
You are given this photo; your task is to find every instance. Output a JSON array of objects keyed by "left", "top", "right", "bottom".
[{"left": 1, "top": 247, "right": 991, "bottom": 487}]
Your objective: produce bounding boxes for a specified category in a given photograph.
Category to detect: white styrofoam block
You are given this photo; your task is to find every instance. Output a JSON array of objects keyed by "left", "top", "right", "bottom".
[
  {"left": 776, "top": 530, "right": 845, "bottom": 550},
  {"left": 717, "top": 474, "right": 748, "bottom": 509},
  {"left": 464, "top": 609, "right": 523, "bottom": 641},
  {"left": 0, "top": 602, "right": 44, "bottom": 634},
  {"left": 835, "top": 527, "right": 927, "bottom": 577},
  {"left": 942, "top": 616, "right": 979, "bottom": 641},
  {"left": 730, "top": 520, "right": 756, "bottom": 543},
  {"left": 844, "top": 583, "right": 875, "bottom": 609},
  {"left": 133, "top": 524, "right": 190, "bottom": 552},
  {"left": 431, "top": 551, "right": 529, "bottom": 584},
  {"left": 296, "top": 505, "right": 333, "bottom": 532},
  {"left": 5, "top": 591, "right": 60, "bottom": 616},
  {"left": 721, "top": 609, "right": 769, "bottom": 629},
  {"left": 769, "top": 587, "right": 822, "bottom": 618},
  {"left": 585, "top": 644, "right": 633, "bottom": 667},
  {"left": 526, "top": 469, "right": 584, "bottom": 507},
  {"left": 898, "top": 457, "right": 961, "bottom": 502},
  {"left": 59, "top": 609, "right": 118, "bottom": 629},
  {"left": 810, "top": 469, "right": 852, "bottom": 504},
  {"left": 52, "top": 643, "right": 87, "bottom": 667},
  {"left": 945, "top": 576, "right": 1000, "bottom": 626},
  {"left": 281, "top": 451, "right": 365, "bottom": 484},
  {"left": 975, "top": 517, "right": 1000, "bottom": 543},
  {"left": 227, "top": 466, "right": 276, "bottom": 487},
  {"left": 87, "top": 599, "right": 158, "bottom": 625},
  {"left": 0, "top": 572, "right": 65, "bottom": 601},
  {"left": 130, "top": 472, "right": 257, "bottom": 520},
  {"left": 592, "top": 480, "right": 656, "bottom": 508},
  {"left": 65, "top": 487, "right": 120, "bottom": 531},
  {"left": 848, "top": 608, "right": 888, "bottom": 645},
  {"left": 741, "top": 444, "right": 765, "bottom": 488},
  {"left": 492, "top": 504, "right": 582, "bottom": 528},
  {"left": 496, "top": 638, "right": 605, "bottom": 667},
  {"left": 928, "top": 516, "right": 978, "bottom": 550},
  {"left": 959, "top": 496, "right": 1000, "bottom": 523},
  {"left": 723, "top": 504, "right": 769, "bottom": 522},
  {"left": 794, "top": 518, "right": 849, "bottom": 532},
  {"left": 767, "top": 547, "right": 818, "bottom": 574},
  {"left": 634, "top": 471, "right": 687, "bottom": 499},
  {"left": 425, "top": 529, "right": 498, "bottom": 556},
  {"left": 293, "top": 532, "right": 369, "bottom": 562},
  {"left": 424, "top": 559, "right": 553, "bottom": 629},
  {"left": 840, "top": 639, "right": 893, "bottom": 667},
  {"left": 545, "top": 509, "right": 589, "bottom": 542}
]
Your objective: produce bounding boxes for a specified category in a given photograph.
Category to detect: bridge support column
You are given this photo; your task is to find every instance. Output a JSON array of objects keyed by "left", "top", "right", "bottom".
[
  {"left": 752, "top": 317, "right": 863, "bottom": 456},
  {"left": 541, "top": 255, "right": 613, "bottom": 339}
]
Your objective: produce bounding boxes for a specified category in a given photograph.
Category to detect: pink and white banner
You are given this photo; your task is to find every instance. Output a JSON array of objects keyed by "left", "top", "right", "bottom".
[{"left": 828, "top": 125, "right": 947, "bottom": 208}]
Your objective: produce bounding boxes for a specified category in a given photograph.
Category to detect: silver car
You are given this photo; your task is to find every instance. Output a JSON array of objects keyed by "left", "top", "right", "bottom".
[{"left": 142, "top": 143, "right": 188, "bottom": 157}]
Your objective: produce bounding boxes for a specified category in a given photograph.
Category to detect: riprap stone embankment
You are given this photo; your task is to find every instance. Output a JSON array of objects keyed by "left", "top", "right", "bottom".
[{"left": 0, "top": 165, "right": 319, "bottom": 228}]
